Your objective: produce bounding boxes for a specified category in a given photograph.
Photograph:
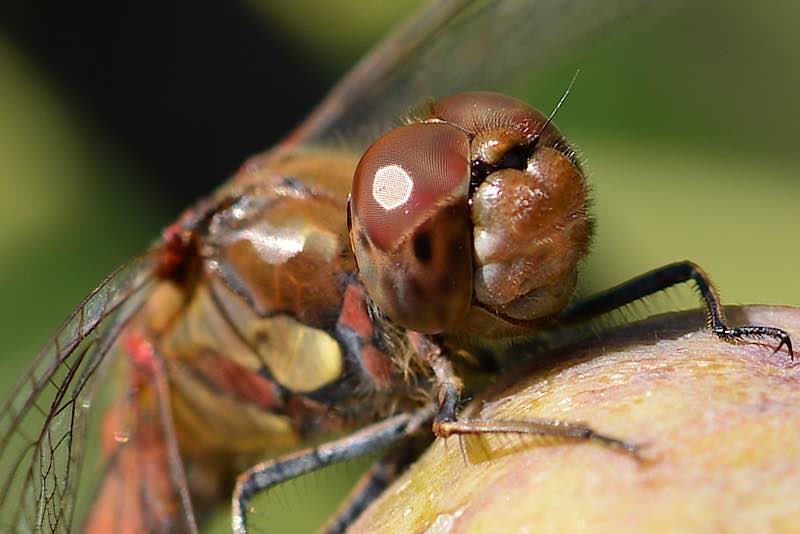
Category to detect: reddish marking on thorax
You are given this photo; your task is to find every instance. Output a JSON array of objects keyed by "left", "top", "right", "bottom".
[
  {"left": 338, "top": 283, "right": 395, "bottom": 389},
  {"left": 360, "top": 346, "right": 394, "bottom": 389},
  {"left": 338, "top": 284, "right": 373, "bottom": 338},
  {"left": 194, "top": 351, "right": 284, "bottom": 411}
]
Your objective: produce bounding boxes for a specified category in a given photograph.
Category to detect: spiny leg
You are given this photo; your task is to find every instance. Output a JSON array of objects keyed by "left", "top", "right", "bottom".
[
  {"left": 409, "top": 333, "right": 641, "bottom": 459},
  {"left": 435, "top": 418, "right": 640, "bottom": 457},
  {"left": 561, "top": 261, "right": 793, "bottom": 357},
  {"left": 231, "top": 408, "right": 432, "bottom": 534},
  {"left": 321, "top": 435, "right": 429, "bottom": 534}
]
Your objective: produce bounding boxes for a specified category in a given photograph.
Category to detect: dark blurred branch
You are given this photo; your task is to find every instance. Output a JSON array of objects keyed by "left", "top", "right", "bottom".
[{"left": 0, "top": 0, "right": 330, "bottom": 209}]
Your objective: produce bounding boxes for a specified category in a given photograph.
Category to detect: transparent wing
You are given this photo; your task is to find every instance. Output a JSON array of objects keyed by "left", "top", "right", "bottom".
[
  {"left": 0, "top": 255, "right": 157, "bottom": 533},
  {"left": 0, "top": 1, "right": 669, "bottom": 531},
  {"left": 79, "top": 328, "right": 198, "bottom": 534},
  {"left": 283, "top": 0, "right": 663, "bottom": 152}
]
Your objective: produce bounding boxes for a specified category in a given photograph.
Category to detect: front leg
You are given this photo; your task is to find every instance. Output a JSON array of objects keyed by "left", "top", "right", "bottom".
[
  {"left": 408, "top": 332, "right": 640, "bottom": 457},
  {"left": 562, "top": 261, "right": 793, "bottom": 357}
]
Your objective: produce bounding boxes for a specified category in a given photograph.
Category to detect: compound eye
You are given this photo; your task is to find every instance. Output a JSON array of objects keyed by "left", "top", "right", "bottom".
[
  {"left": 349, "top": 122, "right": 473, "bottom": 333},
  {"left": 351, "top": 123, "right": 470, "bottom": 251},
  {"left": 432, "top": 92, "right": 565, "bottom": 167},
  {"left": 433, "top": 92, "right": 550, "bottom": 139}
]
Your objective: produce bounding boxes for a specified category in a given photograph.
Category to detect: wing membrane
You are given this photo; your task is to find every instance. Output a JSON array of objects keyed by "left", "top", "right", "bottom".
[
  {"left": 0, "top": 1, "right": 674, "bottom": 531},
  {"left": 0, "top": 255, "right": 157, "bottom": 532},
  {"left": 284, "top": 0, "right": 660, "bottom": 152}
]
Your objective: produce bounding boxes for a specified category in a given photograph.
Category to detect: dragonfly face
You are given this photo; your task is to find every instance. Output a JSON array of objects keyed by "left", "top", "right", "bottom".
[
  {"left": 350, "top": 92, "right": 590, "bottom": 335},
  {"left": 0, "top": 1, "right": 795, "bottom": 533}
]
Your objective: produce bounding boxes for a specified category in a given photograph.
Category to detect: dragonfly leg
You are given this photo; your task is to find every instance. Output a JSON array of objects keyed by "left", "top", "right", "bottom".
[
  {"left": 231, "top": 407, "right": 432, "bottom": 534},
  {"left": 561, "top": 260, "right": 793, "bottom": 357},
  {"left": 411, "top": 333, "right": 641, "bottom": 459},
  {"left": 320, "top": 434, "right": 429, "bottom": 534}
]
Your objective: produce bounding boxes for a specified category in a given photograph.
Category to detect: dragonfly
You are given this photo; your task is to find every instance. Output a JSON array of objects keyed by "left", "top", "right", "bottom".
[{"left": 0, "top": 0, "right": 794, "bottom": 532}]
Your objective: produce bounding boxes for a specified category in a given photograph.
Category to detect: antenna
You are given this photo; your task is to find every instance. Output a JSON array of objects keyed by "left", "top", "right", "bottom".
[{"left": 531, "top": 68, "right": 581, "bottom": 148}]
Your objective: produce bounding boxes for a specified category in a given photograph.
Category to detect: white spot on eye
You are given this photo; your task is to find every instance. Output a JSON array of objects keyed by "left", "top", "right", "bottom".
[{"left": 373, "top": 164, "right": 413, "bottom": 210}]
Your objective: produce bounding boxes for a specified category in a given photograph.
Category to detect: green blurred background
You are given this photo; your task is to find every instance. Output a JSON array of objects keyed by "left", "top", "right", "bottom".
[{"left": 0, "top": 0, "right": 798, "bottom": 531}]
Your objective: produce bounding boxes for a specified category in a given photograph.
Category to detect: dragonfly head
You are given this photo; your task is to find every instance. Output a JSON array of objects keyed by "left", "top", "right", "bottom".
[{"left": 349, "top": 92, "right": 592, "bottom": 337}]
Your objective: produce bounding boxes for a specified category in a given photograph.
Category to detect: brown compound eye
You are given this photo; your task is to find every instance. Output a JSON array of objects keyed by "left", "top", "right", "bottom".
[
  {"left": 349, "top": 122, "right": 473, "bottom": 333},
  {"left": 434, "top": 92, "right": 549, "bottom": 136},
  {"left": 433, "top": 91, "right": 564, "bottom": 167}
]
